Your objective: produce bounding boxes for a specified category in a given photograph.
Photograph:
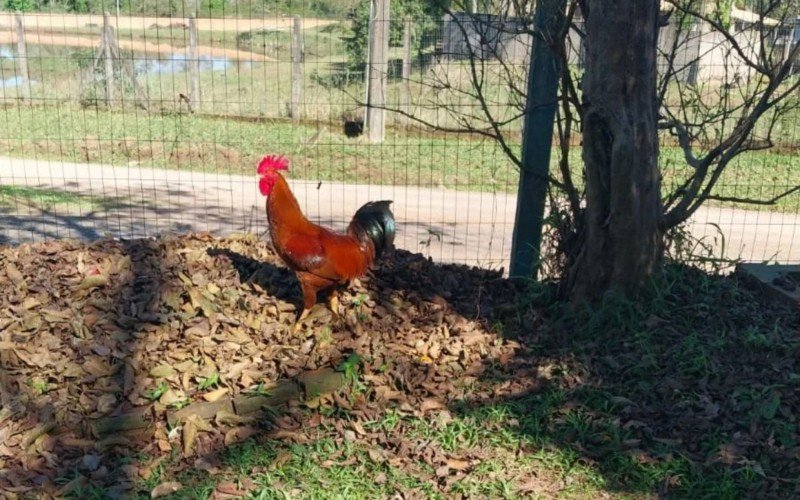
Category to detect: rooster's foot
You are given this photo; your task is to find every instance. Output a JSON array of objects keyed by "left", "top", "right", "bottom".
[{"left": 292, "top": 308, "right": 311, "bottom": 334}]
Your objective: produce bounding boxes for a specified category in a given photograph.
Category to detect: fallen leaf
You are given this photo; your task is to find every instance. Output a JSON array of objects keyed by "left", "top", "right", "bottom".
[
  {"left": 203, "top": 387, "right": 229, "bottom": 402},
  {"left": 224, "top": 426, "right": 258, "bottom": 446},
  {"left": 78, "top": 274, "right": 109, "bottom": 290},
  {"left": 159, "top": 389, "right": 184, "bottom": 406},
  {"left": 446, "top": 458, "right": 471, "bottom": 470},
  {"left": 151, "top": 481, "right": 182, "bottom": 498},
  {"left": 81, "top": 454, "right": 102, "bottom": 471},
  {"left": 420, "top": 399, "right": 445, "bottom": 412},
  {"left": 150, "top": 365, "right": 177, "bottom": 378},
  {"left": 271, "top": 450, "right": 292, "bottom": 470}
]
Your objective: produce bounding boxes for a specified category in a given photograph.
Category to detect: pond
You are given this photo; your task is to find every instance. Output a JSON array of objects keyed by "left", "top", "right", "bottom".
[
  {"left": 0, "top": 44, "right": 246, "bottom": 88},
  {"left": 133, "top": 52, "right": 247, "bottom": 75}
]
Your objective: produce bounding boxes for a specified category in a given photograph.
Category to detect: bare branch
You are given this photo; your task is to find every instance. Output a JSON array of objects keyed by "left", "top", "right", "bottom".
[{"left": 703, "top": 184, "right": 800, "bottom": 206}]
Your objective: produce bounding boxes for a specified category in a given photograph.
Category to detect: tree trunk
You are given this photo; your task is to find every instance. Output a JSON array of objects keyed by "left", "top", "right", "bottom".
[{"left": 568, "top": 0, "right": 662, "bottom": 302}]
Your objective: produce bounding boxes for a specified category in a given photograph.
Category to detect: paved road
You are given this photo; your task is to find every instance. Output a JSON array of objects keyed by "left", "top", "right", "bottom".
[{"left": 1, "top": 157, "right": 798, "bottom": 270}]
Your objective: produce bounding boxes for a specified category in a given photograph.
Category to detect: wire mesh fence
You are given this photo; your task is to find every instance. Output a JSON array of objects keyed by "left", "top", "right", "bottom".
[{"left": 0, "top": 1, "right": 797, "bottom": 271}]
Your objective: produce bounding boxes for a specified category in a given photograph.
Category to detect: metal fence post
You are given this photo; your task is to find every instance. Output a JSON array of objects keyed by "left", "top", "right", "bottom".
[
  {"left": 14, "top": 11, "right": 30, "bottom": 102},
  {"left": 367, "top": 0, "right": 389, "bottom": 143},
  {"left": 401, "top": 15, "right": 412, "bottom": 121},
  {"left": 188, "top": 15, "right": 200, "bottom": 113},
  {"left": 291, "top": 15, "right": 303, "bottom": 121},
  {"left": 509, "top": 0, "right": 565, "bottom": 280},
  {"left": 103, "top": 12, "right": 115, "bottom": 107}
]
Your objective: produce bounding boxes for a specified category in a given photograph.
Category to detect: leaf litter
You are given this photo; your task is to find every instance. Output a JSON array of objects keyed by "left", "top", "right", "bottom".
[
  {"left": 0, "top": 232, "right": 524, "bottom": 496},
  {"left": 1, "top": 232, "right": 798, "bottom": 497}
]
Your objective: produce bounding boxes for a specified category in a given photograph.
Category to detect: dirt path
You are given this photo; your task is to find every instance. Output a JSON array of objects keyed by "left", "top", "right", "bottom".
[
  {"left": 0, "top": 31, "right": 275, "bottom": 61},
  {"left": 1, "top": 156, "right": 798, "bottom": 268},
  {"left": 0, "top": 12, "right": 336, "bottom": 33}
]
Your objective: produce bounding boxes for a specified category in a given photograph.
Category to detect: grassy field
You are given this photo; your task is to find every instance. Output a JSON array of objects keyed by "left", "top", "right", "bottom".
[
  {"left": 0, "top": 183, "right": 129, "bottom": 212},
  {"left": 0, "top": 104, "right": 798, "bottom": 213},
  {"left": 0, "top": 18, "right": 797, "bottom": 214}
]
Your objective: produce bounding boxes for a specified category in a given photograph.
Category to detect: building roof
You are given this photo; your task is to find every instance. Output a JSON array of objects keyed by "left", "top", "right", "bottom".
[
  {"left": 731, "top": 6, "right": 780, "bottom": 27},
  {"left": 660, "top": 1, "right": 780, "bottom": 27}
]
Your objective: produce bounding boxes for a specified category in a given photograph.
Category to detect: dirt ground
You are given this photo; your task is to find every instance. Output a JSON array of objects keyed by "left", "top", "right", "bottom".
[
  {"left": 1, "top": 156, "right": 798, "bottom": 269},
  {"left": 0, "top": 12, "right": 336, "bottom": 62},
  {"left": 0, "top": 31, "right": 276, "bottom": 62},
  {"left": 0, "top": 12, "right": 336, "bottom": 33}
]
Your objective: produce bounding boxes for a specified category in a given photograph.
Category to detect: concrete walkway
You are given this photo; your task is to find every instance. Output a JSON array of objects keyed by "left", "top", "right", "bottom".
[{"left": 1, "top": 157, "right": 798, "bottom": 270}]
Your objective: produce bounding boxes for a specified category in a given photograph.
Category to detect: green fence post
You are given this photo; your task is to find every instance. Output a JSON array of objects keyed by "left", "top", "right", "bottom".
[{"left": 509, "top": 0, "right": 565, "bottom": 280}]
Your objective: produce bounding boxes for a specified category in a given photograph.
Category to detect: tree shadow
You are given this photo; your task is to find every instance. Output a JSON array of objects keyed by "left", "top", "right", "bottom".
[
  {"left": 0, "top": 236, "right": 797, "bottom": 497},
  {"left": 438, "top": 267, "right": 800, "bottom": 497}
]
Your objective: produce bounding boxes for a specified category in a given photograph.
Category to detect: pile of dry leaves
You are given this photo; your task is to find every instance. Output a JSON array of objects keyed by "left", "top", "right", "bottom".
[{"left": 0, "top": 233, "right": 528, "bottom": 496}]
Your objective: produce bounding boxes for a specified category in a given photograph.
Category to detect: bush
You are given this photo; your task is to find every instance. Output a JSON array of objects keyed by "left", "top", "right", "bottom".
[
  {"left": 342, "top": 0, "right": 445, "bottom": 72},
  {"left": 3, "top": 0, "right": 37, "bottom": 11}
]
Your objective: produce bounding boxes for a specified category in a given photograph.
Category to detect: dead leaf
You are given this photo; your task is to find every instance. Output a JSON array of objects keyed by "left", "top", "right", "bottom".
[
  {"left": 78, "top": 274, "right": 109, "bottom": 290},
  {"left": 151, "top": 481, "right": 182, "bottom": 498},
  {"left": 224, "top": 426, "right": 258, "bottom": 446},
  {"left": 159, "top": 389, "right": 184, "bottom": 406},
  {"left": 203, "top": 387, "right": 229, "bottom": 402},
  {"left": 446, "top": 458, "right": 471, "bottom": 470},
  {"left": 420, "top": 399, "right": 445, "bottom": 412},
  {"left": 81, "top": 454, "right": 102, "bottom": 471},
  {"left": 96, "top": 394, "right": 117, "bottom": 414},
  {"left": 271, "top": 450, "right": 292, "bottom": 470},
  {"left": 92, "top": 344, "right": 111, "bottom": 356},
  {"left": 150, "top": 365, "right": 177, "bottom": 378},
  {"left": 5, "top": 262, "right": 25, "bottom": 287}
]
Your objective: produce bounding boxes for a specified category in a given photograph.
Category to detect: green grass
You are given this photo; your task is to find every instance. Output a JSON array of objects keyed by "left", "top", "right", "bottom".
[
  {"left": 0, "top": 184, "right": 97, "bottom": 210},
  {"left": 92, "top": 437, "right": 442, "bottom": 500},
  {"left": 0, "top": 104, "right": 798, "bottom": 212},
  {"left": 11, "top": 0, "right": 359, "bottom": 19},
  {"left": 0, "top": 104, "right": 520, "bottom": 192}
]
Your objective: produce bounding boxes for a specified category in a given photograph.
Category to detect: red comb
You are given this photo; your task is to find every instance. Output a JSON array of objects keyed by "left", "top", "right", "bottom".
[{"left": 257, "top": 155, "right": 289, "bottom": 174}]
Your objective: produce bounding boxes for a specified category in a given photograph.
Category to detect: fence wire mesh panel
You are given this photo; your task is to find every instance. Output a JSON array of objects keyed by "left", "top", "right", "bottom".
[
  {"left": 0, "top": 1, "right": 797, "bottom": 270},
  {"left": 560, "top": 0, "right": 800, "bottom": 266},
  {"left": 0, "top": 2, "right": 522, "bottom": 271}
]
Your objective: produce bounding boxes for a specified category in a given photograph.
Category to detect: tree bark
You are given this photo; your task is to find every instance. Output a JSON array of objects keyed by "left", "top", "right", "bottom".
[{"left": 568, "top": 0, "right": 662, "bottom": 302}]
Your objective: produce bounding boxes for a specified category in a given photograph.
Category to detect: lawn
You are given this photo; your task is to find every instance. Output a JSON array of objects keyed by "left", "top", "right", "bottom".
[
  {"left": 0, "top": 104, "right": 798, "bottom": 212},
  {"left": 0, "top": 233, "right": 797, "bottom": 498},
  {"left": 1, "top": 15, "right": 797, "bottom": 214}
]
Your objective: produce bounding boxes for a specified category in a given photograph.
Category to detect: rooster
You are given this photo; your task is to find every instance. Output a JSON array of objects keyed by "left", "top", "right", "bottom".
[{"left": 257, "top": 155, "right": 395, "bottom": 332}]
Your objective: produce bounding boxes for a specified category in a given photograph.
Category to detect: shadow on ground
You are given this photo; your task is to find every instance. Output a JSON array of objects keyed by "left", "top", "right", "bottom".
[{"left": 0, "top": 234, "right": 798, "bottom": 497}]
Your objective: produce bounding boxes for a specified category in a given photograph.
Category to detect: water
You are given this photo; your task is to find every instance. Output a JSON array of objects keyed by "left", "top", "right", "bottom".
[
  {"left": 0, "top": 76, "right": 34, "bottom": 89},
  {"left": 0, "top": 44, "right": 245, "bottom": 88},
  {"left": 133, "top": 52, "right": 245, "bottom": 75}
]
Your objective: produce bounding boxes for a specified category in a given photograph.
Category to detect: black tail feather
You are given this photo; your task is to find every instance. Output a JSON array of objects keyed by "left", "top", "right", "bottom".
[{"left": 349, "top": 200, "right": 395, "bottom": 259}]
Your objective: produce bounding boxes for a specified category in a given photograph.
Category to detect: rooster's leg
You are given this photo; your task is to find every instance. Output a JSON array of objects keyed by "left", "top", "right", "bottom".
[
  {"left": 292, "top": 308, "right": 311, "bottom": 334},
  {"left": 293, "top": 273, "right": 321, "bottom": 334}
]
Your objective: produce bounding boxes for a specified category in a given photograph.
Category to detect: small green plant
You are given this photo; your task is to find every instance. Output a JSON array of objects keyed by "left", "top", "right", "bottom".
[
  {"left": 28, "top": 378, "right": 51, "bottom": 395},
  {"left": 337, "top": 353, "right": 361, "bottom": 381},
  {"left": 168, "top": 398, "right": 190, "bottom": 410},
  {"left": 145, "top": 381, "right": 169, "bottom": 401},
  {"left": 336, "top": 353, "right": 366, "bottom": 393},
  {"left": 197, "top": 372, "right": 220, "bottom": 391},
  {"left": 247, "top": 382, "right": 272, "bottom": 397}
]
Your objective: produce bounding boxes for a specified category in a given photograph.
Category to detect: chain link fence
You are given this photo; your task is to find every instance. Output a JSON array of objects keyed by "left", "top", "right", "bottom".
[{"left": 0, "top": 1, "right": 797, "bottom": 270}]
